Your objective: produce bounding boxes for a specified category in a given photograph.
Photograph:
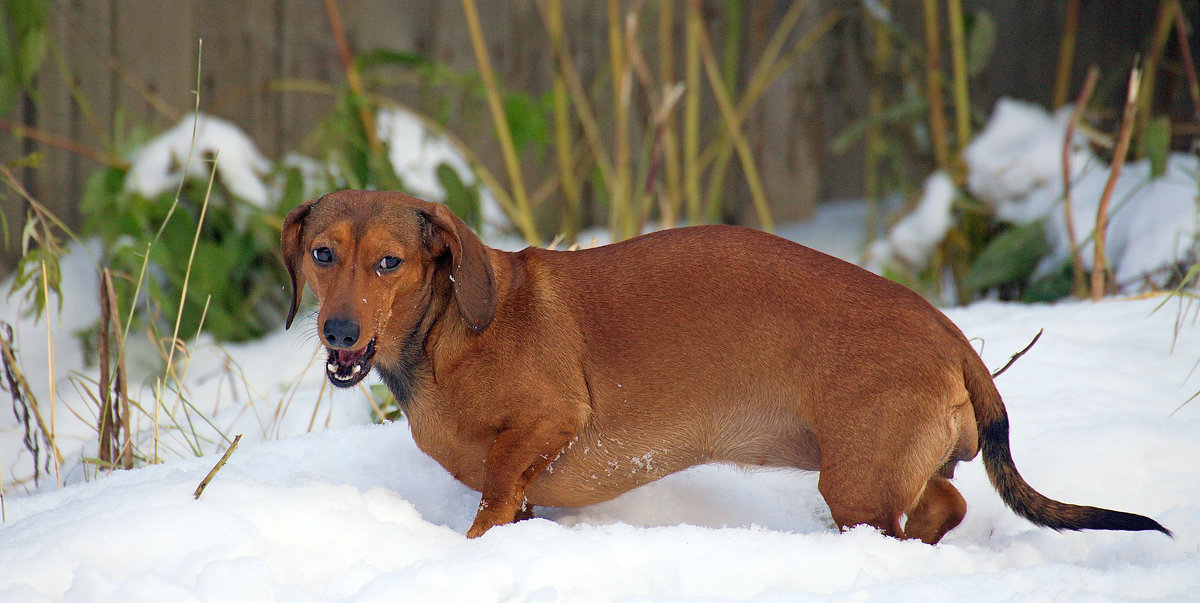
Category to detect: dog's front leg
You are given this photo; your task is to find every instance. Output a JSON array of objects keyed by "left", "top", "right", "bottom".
[{"left": 466, "top": 419, "right": 576, "bottom": 538}]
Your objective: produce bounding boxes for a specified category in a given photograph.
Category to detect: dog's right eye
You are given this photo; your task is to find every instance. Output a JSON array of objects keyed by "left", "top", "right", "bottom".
[{"left": 312, "top": 247, "right": 334, "bottom": 265}]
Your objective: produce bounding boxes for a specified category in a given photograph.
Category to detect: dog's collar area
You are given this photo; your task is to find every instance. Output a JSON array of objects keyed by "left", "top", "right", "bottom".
[{"left": 326, "top": 338, "right": 376, "bottom": 387}]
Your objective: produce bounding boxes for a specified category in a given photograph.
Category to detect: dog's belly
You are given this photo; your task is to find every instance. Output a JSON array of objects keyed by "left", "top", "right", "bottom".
[{"left": 522, "top": 409, "right": 823, "bottom": 508}]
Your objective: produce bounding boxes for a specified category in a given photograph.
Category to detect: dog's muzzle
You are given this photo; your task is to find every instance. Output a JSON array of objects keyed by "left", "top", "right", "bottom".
[{"left": 325, "top": 338, "right": 376, "bottom": 387}]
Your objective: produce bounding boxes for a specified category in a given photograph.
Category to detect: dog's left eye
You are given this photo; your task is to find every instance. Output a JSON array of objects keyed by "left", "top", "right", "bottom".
[{"left": 377, "top": 256, "right": 402, "bottom": 273}]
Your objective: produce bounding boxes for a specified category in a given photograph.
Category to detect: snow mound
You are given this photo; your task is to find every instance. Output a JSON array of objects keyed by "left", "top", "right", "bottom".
[
  {"left": 124, "top": 112, "right": 272, "bottom": 207},
  {"left": 866, "top": 172, "right": 956, "bottom": 272}
]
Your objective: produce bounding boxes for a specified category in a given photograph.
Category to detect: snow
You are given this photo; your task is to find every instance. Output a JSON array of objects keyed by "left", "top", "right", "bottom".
[
  {"left": 872, "top": 97, "right": 1199, "bottom": 292},
  {"left": 865, "top": 172, "right": 956, "bottom": 272},
  {"left": 376, "top": 106, "right": 510, "bottom": 234},
  {"left": 124, "top": 113, "right": 273, "bottom": 208},
  {"left": 3, "top": 231, "right": 1199, "bottom": 600}
]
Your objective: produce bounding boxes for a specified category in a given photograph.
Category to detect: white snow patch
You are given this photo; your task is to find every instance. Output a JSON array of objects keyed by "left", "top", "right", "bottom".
[
  {"left": 376, "top": 107, "right": 510, "bottom": 233},
  {"left": 869, "top": 98, "right": 1199, "bottom": 292},
  {"left": 124, "top": 112, "right": 272, "bottom": 208},
  {"left": 865, "top": 172, "right": 956, "bottom": 272},
  {"left": 964, "top": 98, "right": 1098, "bottom": 224}
]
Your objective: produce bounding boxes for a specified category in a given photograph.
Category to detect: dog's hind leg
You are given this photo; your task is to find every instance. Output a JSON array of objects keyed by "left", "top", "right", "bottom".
[
  {"left": 817, "top": 462, "right": 909, "bottom": 539},
  {"left": 903, "top": 476, "right": 967, "bottom": 544}
]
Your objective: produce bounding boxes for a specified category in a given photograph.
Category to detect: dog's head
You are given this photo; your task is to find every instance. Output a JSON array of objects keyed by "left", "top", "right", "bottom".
[{"left": 281, "top": 190, "right": 497, "bottom": 387}]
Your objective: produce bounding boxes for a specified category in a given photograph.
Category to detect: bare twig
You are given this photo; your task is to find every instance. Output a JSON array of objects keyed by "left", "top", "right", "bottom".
[
  {"left": 1063, "top": 67, "right": 1099, "bottom": 298},
  {"left": 1092, "top": 61, "right": 1141, "bottom": 301},
  {"left": 991, "top": 329, "right": 1044, "bottom": 378},
  {"left": 192, "top": 434, "right": 242, "bottom": 500}
]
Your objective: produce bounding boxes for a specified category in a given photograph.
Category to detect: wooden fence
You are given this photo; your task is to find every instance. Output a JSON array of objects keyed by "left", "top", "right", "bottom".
[{"left": 0, "top": 0, "right": 1167, "bottom": 274}]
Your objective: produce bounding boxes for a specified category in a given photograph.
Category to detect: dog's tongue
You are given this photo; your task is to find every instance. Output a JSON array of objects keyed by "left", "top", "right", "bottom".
[{"left": 337, "top": 348, "right": 365, "bottom": 365}]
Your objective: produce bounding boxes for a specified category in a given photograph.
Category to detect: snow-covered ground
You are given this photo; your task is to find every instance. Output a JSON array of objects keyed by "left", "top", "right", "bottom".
[{"left": 2, "top": 236, "right": 1199, "bottom": 600}]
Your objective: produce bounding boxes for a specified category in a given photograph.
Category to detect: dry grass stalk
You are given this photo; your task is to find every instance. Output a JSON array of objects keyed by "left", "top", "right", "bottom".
[
  {"left": 689, "top": 0, "right": 773, "bottom": 231},
  {"left": 0, "top": 323, "right": 64, "bottom": 482},
  {"left": 192, "top": 434, "right": 242, "bottom": 500},
  {"left": 461, "top": 0, "right": 539, "bottom": 244},
  {"left": 1052, "top": 0, "right": 1082, "bottom": 108},
  {"left": 946, "top": 0, "right": 971, "bottom": 154},
  {"left": 103, "top": 273, "right": 133, "bottom": 470},
  {"left": 98, "top": 269, "right": 118, "bottom": 468},
  {"left": 1137, "top": 1, "right": 1178, "bottom": 144},
  {"left": 40, "top": 262, "right": 60, "bottom": 487},
  {"left": 921, "top": 0, "right": 951, "bottom": 172},
  {"left": 608, "top": 0, "right": 635, "bottom": 239},
  {"left": 1063, "top": 66, "right": 1100, "bottom": 298},
  {"left": 1092, "top": 62, "right": 1142, "bottom": 301},
  {"left": 322, "top": 0, "right": 381, "bottom": 156}
]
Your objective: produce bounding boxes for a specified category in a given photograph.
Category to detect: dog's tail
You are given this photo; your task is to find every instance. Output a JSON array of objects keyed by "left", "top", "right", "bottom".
[{"left": 962, "top": 356, "right": 1171, "bottom": 536}]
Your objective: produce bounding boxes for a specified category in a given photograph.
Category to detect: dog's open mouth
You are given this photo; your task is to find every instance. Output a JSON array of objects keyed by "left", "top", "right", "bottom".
[{"left": 325, "top": 338, "right": 376, "bottom": 387}]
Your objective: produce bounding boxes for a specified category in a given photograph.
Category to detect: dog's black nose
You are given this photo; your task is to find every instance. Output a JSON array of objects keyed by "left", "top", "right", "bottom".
[{"left": 323, "top": 317, "right": 360, "bottom": 348}]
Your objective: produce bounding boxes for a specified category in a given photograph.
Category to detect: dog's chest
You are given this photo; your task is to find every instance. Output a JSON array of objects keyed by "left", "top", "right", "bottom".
[{"left": 402, "top": 397, "right": 490, "bottom": 489}]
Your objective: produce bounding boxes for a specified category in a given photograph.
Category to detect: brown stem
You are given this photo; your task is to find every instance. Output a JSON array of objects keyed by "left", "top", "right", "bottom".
[
  {"left": 1052, "top": 0, "right": 1081, "bottom": 108},
  {"left": 1063, "top": 66, "right": 1099, "bottom": 298},
  {"left": 0, "top": 119, "right": 129, "bottom": 169},
  {"left": 322, "top": 0, "right": 381, "bottom": 156},
  {"left": 1092, "top": 62, "right": 1141, "bottom": 301},
  {"left": 991, "top": 329, "right": 1043, "bottom": 378},
  {"left": 1175, "top": 6, "right": 1200, "bottom": 120}
]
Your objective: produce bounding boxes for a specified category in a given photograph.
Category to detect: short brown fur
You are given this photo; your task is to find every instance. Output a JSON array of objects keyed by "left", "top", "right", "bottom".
[{"left": 282, "top": 190, "right": 1169, "bottom": 541}]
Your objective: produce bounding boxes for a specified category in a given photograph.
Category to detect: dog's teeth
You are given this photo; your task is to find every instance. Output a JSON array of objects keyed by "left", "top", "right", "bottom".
[
  {"left": 327, "top": 362, "right": 337, "bottom": 372},
  {"left": 350, "top": 364, "right": 361, "bottom": 375}
]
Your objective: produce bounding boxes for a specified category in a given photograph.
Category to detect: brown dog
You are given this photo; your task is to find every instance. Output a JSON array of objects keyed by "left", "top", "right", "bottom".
[{"left": 281, "top": 190, "right": 1169, "bottom": 542}]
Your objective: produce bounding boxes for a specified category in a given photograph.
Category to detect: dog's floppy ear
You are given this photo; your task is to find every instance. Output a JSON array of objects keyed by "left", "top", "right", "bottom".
[
  {"left": 424, "top": 203, "right": 497, "bottom": 332},
  {"left": 281, "top": 198, "right": 318, "bottom": 329}
]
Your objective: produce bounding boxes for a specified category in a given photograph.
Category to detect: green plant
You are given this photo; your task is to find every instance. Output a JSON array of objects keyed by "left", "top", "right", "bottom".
[
  {"left": 80, "top": 168, "right": 289, "bottom": 343},
  {"left": 0, "top": 0, "right": 49, "bottom": 117}
]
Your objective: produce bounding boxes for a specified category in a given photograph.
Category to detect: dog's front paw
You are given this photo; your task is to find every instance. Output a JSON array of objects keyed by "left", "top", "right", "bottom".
[{"left": 466, "top": 497, "right": 514, "bottom": 538}]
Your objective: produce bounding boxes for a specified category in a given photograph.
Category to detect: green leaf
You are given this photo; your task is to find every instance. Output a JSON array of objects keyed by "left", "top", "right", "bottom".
[
  {"left": 1145, "top": 116, "right": 1170, "bottom": 179},
  {"left": 964, "top": 10, "right": 996, "bottom": 77},
  {"left": 1021, "top": 262, "right": 1074, "bottom": 303},
  {"left": 354, "top": 48, "right": 431, "bottom": 73},
  {"left": 961, "top": 221, "right": 1050, "bottom": 293},
  {"left": 16, "top": 27, "right": 46, "bottom": 86},
  {"left": 436, "top": 162, "right": 481, "bottom": 229},
  {"left": 831, "top": 97, "right": 928, "bottom": 155},
  {"left": 503, "top": 92, "right": 549, "bottom": 154},
  {"left": 6, "top": 0, "right": 50, "bottom": 32}
]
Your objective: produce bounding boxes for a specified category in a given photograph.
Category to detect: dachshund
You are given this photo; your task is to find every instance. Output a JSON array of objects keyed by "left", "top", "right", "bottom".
[{"left": 282, "top": 190, "right": 1169, "bottom": 542}]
